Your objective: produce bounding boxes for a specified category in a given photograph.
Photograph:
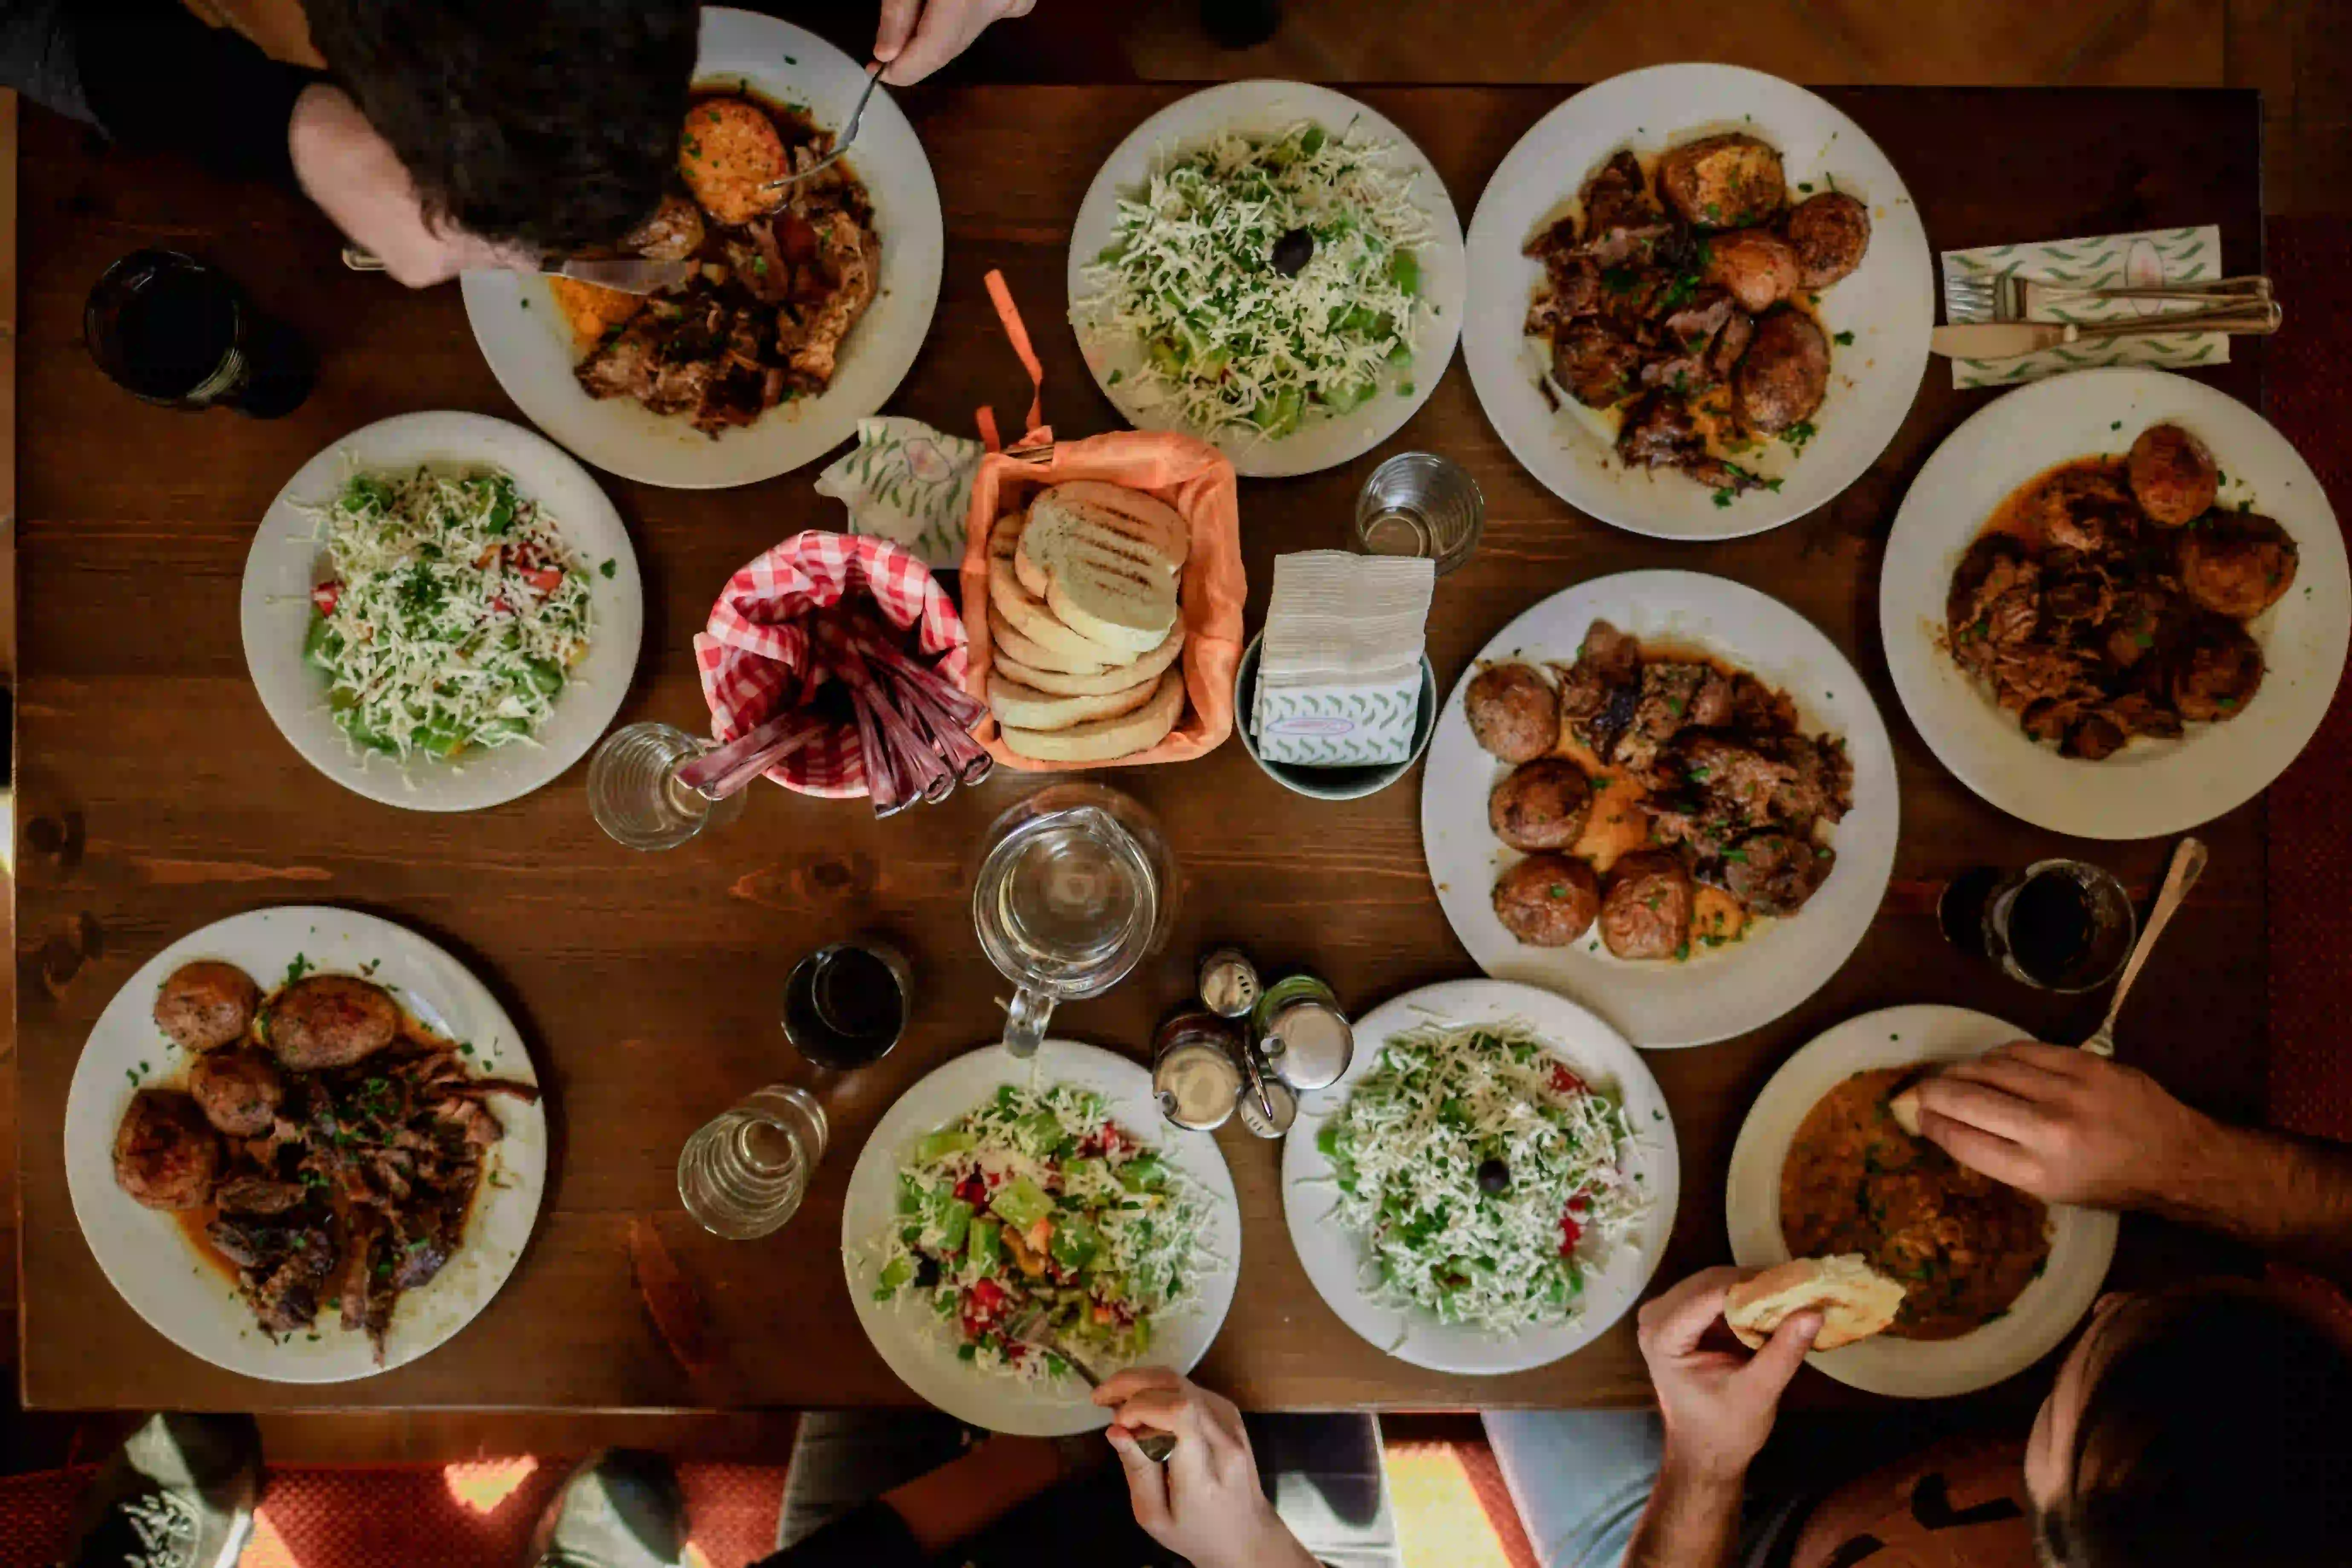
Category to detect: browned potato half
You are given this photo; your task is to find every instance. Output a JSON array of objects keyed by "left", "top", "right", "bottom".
[
  {"left": 1703, "top": 229, "right": 1801, "bottom": 313},
  {"left": 2128, "top": 423, "right": 2219, "bottom": 527},
  {"left": 679, "top": 97, "right": 787, "bottom": 225},
  {"left": 1786, "top": 192, "right": 1871, "bottom": 288},
  {"left": 1657, "top": 134, "right": 1786, "bottom": 230},
  {"left": 1734, "top": 310, "right": 1830, "bottom": 435}
]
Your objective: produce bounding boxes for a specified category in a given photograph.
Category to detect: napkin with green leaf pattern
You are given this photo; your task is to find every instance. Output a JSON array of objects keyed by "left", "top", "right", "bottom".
[{"left": 1941, "top": 225, "right": 2228, "bottom": 389}]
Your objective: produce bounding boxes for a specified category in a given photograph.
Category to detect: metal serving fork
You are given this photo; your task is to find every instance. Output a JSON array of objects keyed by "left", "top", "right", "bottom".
[
  {"left": 1008, "top": 1308, "right": 1178, "bottom": 1462},
  {"left": 1945, "top": 269, "right": 2271, "bottom": 323},
  {"left": 2079, "top": 837, "right": 2206, "bottom": 1058},
  {"left": 760, "top": 61, "right": 884, "bottom": 199}
]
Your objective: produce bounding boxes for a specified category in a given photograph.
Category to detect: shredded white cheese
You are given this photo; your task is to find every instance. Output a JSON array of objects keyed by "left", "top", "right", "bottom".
[{"left": 1073, "top": 120, "right": 1432, "bottom": 443}]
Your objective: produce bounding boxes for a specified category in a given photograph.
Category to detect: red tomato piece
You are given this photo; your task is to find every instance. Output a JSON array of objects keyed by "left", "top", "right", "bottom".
[
  {"left": 1549, "top": 1064, "right": 1586, "bottom": 1095},
  {"left": 519, "top": 565, "right": 564, "bottom": 595},
  {"left": 310, "top": 581, "right": 341, "bottom": 617}
]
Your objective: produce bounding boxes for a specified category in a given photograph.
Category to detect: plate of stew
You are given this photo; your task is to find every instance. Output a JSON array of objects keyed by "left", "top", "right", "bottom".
[{"left": 1725, "top": 1004, "right": 2116, "bottom": 1398}]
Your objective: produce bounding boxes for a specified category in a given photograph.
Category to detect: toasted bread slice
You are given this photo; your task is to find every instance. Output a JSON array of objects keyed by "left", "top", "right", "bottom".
[
  {"left": 988, "top": 607, "right": 1115, "bottom": 676},
  {"left": 1016, "top": 485, "right": 1182, "bottom": 657},
  {"left": 997, "top": 624, "right": 1185, "bottom": 696},
  {"left": 1725, "top": 1256, "right": 1907, "bottom": 1351},
  {"left": 988, "top": 669, "right": 1163, "bottom": 731},
  {"left": 985, "top": 510, "right": 1133, "bottom": 666},
  {"left": 999, "top": 669, "right": 1185, "bottom": 763}
]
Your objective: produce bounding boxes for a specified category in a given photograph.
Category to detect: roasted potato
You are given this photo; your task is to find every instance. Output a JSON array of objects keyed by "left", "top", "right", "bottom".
[
  {"left": 1657, "top": 134, "right": 1786, "bottom": 229},
  {"left": 2128, "top": 422, "right": 2219, "bottom": 527},
  {"left": 1703, "top": 228, "right": 1801, "bottom": 313},
  {"left": 1733, "top": 309, "right": 1830, "bottom": 435},
  {"left": 1786, "top": 192, "right": 1871, "bottom": 288},
  {"left": 679, "top": 97, "right": 787, "bottom": 226}
]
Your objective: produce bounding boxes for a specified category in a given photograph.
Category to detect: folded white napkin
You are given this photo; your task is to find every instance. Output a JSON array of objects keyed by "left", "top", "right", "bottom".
[{"left": 1254, "top": 552, "right": 1434, "bottom": 768}]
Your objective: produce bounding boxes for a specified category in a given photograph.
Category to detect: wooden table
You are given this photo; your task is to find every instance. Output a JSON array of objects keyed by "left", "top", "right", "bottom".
[{"left": 14, "top": 84, "right": 2268, "bottom": 1412}]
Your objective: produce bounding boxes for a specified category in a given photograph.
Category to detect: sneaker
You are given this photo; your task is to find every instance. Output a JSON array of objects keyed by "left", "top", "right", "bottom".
[
  {"left": 61, "top": 1414, "right": 260, "bottom": 1568},
  {"left": 526, "top": 1451, "right": 685, "bottom": 1568}
]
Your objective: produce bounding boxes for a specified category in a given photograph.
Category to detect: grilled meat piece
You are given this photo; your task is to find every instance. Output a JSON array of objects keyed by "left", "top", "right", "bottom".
[
  {"left": 215, "top": 1175, "right": 309, "bottom": 1215},
  {"left": 1490, "top": 758, "right": 1595, "bottom": 852},
  {"left": 622, "top": 193, "right": 706, "bottom": 261},
  {"left": 113, "top": 1091, "right": 222, "bottom": 1211},
  {"left": 1785, "top": 192, "right": 1871, "bottom": 288},
  {"left": 1493, "top": 855, "right": 1601, "bottom": 947},
  {"left": 267, "top": 976, "right": 399, "bottom": 1071},
  {"left": 1557, "top": 621, "right": 1645, "bottom": 760},
  {"left": 155, "top": 961, "right": 260, "bottom": 1053},
  {"left": 1617, "top": 391, "right": 1701, "bottom": 470},
  {"left": 1581, "top": 150, "right": 1660, "bottom": 238},
  {"left": 1553, "top": 321, "right": 1647, "bottom": 408},
  {"left": 1527, "top": 251, "right": 1601, "bottom": 337},
  {"left": 1722, "top": 833, "right": 1831, "bottom": 916},
  {"left": 1615, "top": 662, "right": 1725, "bottom": 780}
]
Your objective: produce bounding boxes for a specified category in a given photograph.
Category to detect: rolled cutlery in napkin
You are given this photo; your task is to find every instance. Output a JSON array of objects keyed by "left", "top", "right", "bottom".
[
  {"left": 1255, "top": 552, "right": 1434, "bottom": 767},
  {"left": 1941, "top": 226, "right": 2228, "bottom": 388}
]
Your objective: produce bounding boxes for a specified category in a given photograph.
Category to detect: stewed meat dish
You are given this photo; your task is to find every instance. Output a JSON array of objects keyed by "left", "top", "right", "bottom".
[
  {"left": 1523, "top": 130, "right": 1872, "bottom": 498},
  {"left": 556, "top": 92, "right": 880, "bottom": 437},
  {"left": 1781, "top": 1068, "right": 2051, "bottom": 1340},
  {"left": 112, "top": 962, "right": 538, "bottom": 1357},
  {"left": 1471, "top": 621, "right": 1853, "bottom": 961},
  {"left": 1944, "top": 423, "right": 2294, "bottom": 759}
]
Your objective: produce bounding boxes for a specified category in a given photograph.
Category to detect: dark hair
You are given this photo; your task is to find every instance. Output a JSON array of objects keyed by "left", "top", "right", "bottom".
[
  {"left": 2042, "top": 1282, "right": 2352, "bottom": 1568},
  {"left": 302, "top": 0, "right": 699, "bottom": 253}
]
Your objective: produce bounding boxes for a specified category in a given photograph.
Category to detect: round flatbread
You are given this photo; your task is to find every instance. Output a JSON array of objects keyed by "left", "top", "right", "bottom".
[
  {"left": 987, "top": 670, "right": 1163, "bottom": 731},
  {"left": 988, "top": 607, "right": 1114, "bottom": 676},
  {"left": 985, "top": 510, "right": 1133, "bottom": 666},
  {"left": 999, "top": 669, "right": 1186, "bottom": 763},
  {"left": 996, "top": 624, "right": 1184, "bottom": 696}
]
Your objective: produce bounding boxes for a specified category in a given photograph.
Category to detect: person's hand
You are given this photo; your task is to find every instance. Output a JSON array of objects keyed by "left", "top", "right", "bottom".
[
  {"left": 1912, "top": 1042, "right": 2223, "bottom": 1210},
  {"left": 1636, "top": 1267, "right": 1819, "bottom": 1482},
  {"left": 1093, "top": 1368, "right": 1318, "bottom": 1568},
  {"left": 289, "top": 84, "right": 537, "bottom": 287},
  {"left": 874, "top": 0, "right": 1038, "bottom": 86}
]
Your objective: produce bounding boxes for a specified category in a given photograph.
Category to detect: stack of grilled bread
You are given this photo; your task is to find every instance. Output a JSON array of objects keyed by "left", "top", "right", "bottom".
[{"left": 986, "top": 481, "right": 1190, "bottom": 762}]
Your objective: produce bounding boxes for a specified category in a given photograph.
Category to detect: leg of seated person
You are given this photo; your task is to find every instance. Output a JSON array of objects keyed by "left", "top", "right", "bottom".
[{"left": 1484, "top": 1409, "right": 1665, "bottom": 1568}]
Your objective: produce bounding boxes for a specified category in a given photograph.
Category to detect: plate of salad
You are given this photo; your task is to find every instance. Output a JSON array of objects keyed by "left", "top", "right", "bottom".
[
  {"left": 1067, "top": 80, "right": 1466, "bottom": 478},
  {"left": 1281, "top": 979, "right": 1678, "bottom": 1375},
  {"left": 842, "top": 1039, "right": 1241, "bottom": 1435},
  {"left": 240, "top": 411, "right": 644, "bottom": 811}
]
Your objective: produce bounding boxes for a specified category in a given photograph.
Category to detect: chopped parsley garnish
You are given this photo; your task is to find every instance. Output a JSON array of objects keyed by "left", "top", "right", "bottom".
[{"left": 1833, "top": 330, "right": 1855, "bottom": 346}]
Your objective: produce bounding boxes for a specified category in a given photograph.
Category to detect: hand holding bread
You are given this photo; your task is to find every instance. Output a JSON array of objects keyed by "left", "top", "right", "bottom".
[{"left": 1636, "top": 1265, "right": 1823, "bottom": 1481}]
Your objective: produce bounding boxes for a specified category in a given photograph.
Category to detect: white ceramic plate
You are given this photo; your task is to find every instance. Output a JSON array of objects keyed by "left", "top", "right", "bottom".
[
  {"left": 460, "top": 8, "right": 945, "bottom": 489},
  {"left": 1462, "top": 64, "right": 1933, "bottom": 540},
  {"left": 1067, "top": 80, "right": 1467, "bottom": 478},
  {"left": 1726, "top": 1005, "right": 2116, "bottom": 1398},
  {"left": 1881, "top": 367, "right": 2351, "bottom": 839},
  {"left": 1280, "top": 979, "right": 1677, "bottom": 1375},
  {"left": 62, "top": 906, "right": 546, "bottom": 1385},
  {"left": 841, "top": 1040, "right": 1242, "bottom": 1435},
  {"left": 240, "top": 410, "right": 643, "bottom": 813},
  {"left": 1422, "top": 571, "right": 1898, "bottom": 1049}
]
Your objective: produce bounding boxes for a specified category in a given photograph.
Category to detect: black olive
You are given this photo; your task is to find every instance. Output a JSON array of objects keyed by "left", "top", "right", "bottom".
[
  {"left": 914, "top": 1254, "right": 941, "bottom": 1289},
  {"left": 1477, "top": 1158, "right": 1511, "bottom": 1195},
  {"left": 1271, "top": 227, "right": 1315, "bottom": 278}
]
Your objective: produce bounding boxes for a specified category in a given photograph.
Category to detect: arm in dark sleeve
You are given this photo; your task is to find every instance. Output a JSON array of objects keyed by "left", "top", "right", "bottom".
[
  {"left": 63, "top": 0, "right": 319, "bottom": 183},
  {"left": 749, "top": 1499, "right": 929, "bottom": 1568}
]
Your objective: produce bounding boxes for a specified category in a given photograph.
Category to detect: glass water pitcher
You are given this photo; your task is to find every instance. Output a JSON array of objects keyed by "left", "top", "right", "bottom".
[{"left": 971, "top": 784, "right": 1177, "bottom": 1057}]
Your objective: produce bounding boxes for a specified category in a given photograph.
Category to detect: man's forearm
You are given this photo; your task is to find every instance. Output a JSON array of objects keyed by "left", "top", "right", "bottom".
[
  {"left": 1625, "top": 1454, "right": 1745, "bottom": 1568},
  {"left": 2156, "top": 1118, "right": 2352, "bottom": 1283}
]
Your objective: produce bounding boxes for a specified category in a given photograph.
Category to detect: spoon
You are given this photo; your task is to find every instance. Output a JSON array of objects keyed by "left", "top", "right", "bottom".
[
  {"left": 760, "top": 62, "right": 884, "bottom": 199},
  {"left": 2080, "top": 836, "right": 2207, "bottom": 1057}
]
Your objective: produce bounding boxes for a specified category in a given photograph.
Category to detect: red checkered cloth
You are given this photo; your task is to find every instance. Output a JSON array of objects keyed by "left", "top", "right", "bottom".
[{"left": 693, "top": 531, "right": 969, "bottom": 798}]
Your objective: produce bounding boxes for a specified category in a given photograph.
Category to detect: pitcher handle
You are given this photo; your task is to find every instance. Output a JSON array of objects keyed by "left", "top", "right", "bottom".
[{"left": 1003, "top": 986, "right": 1055, "bottom": 1058}]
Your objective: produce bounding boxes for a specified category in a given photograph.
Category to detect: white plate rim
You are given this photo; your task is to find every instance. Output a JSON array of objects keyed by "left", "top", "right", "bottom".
[
  {"left": 1462, "top": 63, "right": 1934, "bottom": 540},
  {"left": 1880, "top": 365, "right": 2352, "bottom": 839},
  {"left": 459, "top": 7, "right": 945, "bottom": 490},
  {"left": 1280, "top": 978, "right": 1678, "bottom": 1375},
  {"left": 1725, "top": 1003, "right": 2117, "bottom": 1398},
  {"left": 238, "top": 410, "right": 644, "bottom": 813},
  {"left": 1065, "top": 79, "right": 1467, "bottom": 479},
  {"left": 61, "top": 905, "right": 547, "bottom": 1385},
  {"left": 1420, "top": 569, "right": 1900, "bottom": 1049},
  {"left": 840, "top": 1039, "right": 1243, "bottom": 1435}
]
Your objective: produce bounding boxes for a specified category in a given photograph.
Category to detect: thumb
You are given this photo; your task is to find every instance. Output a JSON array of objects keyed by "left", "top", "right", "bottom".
[
  {"left": 873, "top": 0, "right": 921, "bottom": 60},
  {"left": 1742, "top": 1309, "right": 1822, "bottom": 1397},
  {"left": 1107, "top": 1426, "right": 1173, "bottom": 1536}
]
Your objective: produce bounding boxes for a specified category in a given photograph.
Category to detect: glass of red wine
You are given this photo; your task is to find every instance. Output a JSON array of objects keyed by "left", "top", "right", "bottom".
[
  {"left": 783, "top": 938, "right": 911, "bottom": 1069},
  {"left": 84, "top": 249, "right": 315, "bottom": 418}
]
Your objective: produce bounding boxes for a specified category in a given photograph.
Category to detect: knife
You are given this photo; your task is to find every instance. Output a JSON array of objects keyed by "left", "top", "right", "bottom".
[
  {"left": 340, "top": 246, "right": 697, "bottom": 295},
  {"left": 1933, "top": 299, "right": 2283, "bottom": 361}
]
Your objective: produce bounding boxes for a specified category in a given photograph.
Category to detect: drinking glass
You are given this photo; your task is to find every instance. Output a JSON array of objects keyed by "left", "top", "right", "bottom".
[
  {"left": 677, "top": 1085, "right": 829, "bottom": 1240},
  {"left": 1352, "top": 453, "right": 1483, "bottom": 575},
  {"left": 1982, "top": 859, "right": 2137, "bottom": 993},
  {"left": 971, "top": 785, "right": 1176, "bottom": 1057},
  {"left": 84, "top": 249, "right": 314, "bottom": 418},
  {"left": 783, "top": 939, "right": 912, "bottom": 1069},
  {"left": 587, "top": 722, "right": 747, "bottom": 851}
]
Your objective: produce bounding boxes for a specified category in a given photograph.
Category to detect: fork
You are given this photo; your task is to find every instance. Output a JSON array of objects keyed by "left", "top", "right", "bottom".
[
  {"left": 1945, "top": 269, "right": 2271, "bottom": 323},
  {"left": 760, "top": 61, "right": 884, "bottom": 199},
  {"left": 2079, "top": 837, "right": 2206, "bottom": 1058},
  {"left": 1008, "top": 1308, "right": 1178, "bottom": 1462}
]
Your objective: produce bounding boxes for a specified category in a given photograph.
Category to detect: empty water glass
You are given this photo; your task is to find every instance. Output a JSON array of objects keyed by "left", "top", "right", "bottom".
[
  {"left": 587, "top": 721, "right": 747, "bottom": 851},
  {"left": 1352, "top": 453, "right": 1483, "bottom": 575},
  {"left": 677, "top": 1085, "right": 829, "bottom": 1239}
]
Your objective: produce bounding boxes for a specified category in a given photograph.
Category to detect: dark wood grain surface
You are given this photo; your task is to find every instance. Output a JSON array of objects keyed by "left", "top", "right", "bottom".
[{"left": 14, "top": 85, "right": 2266, "bottom": 1411}]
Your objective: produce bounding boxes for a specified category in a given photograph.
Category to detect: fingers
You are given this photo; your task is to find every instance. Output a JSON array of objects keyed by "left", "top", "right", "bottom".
[
  {"left": 873, "top": 0, "right": 922, "bottom": 60},
  {"left": 1916, "top": 1106, "right": 2042, "bottom": 1189},
  {"left": 1095, "top": 1366, "right": 1184, "bottom": 1406},
  {"left": 1937, "top": 1051, "right": 2076, "bottom": 1105},
  {"left": 1107, "top": 1426, "right": 1173, "bottom": 1535},
  {"left": 1983, "top": 1040, "right": 2096, "bottom": 1077},
  {"left": 1739, "top": 1309, "right": 1821, "bottom": 1397},
  {"left": 1107, "top": 1388, "right": 1213, "bottom": 1449},
  {"left": 1637, "top": 1267, "right": 1745, "bottom": 1356},
  {"left": 1912, "top": 1074, "right": 2055, "bottom": 1145}
]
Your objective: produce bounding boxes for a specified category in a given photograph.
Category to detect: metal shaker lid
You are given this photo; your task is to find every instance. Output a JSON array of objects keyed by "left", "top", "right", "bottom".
[
  {"left": 1197, "top": 946, "right": 1261, "bottom": 1018},
  {"left": 1234, "top": 1074, "right": 1297, "bottom": 1137},
  {"left": 1262, "top": 1000, "right": 1355, "bottom": 1091},
  {"left": 1154, "top": 1039, "right": 1241, "bottom": 1131}
]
